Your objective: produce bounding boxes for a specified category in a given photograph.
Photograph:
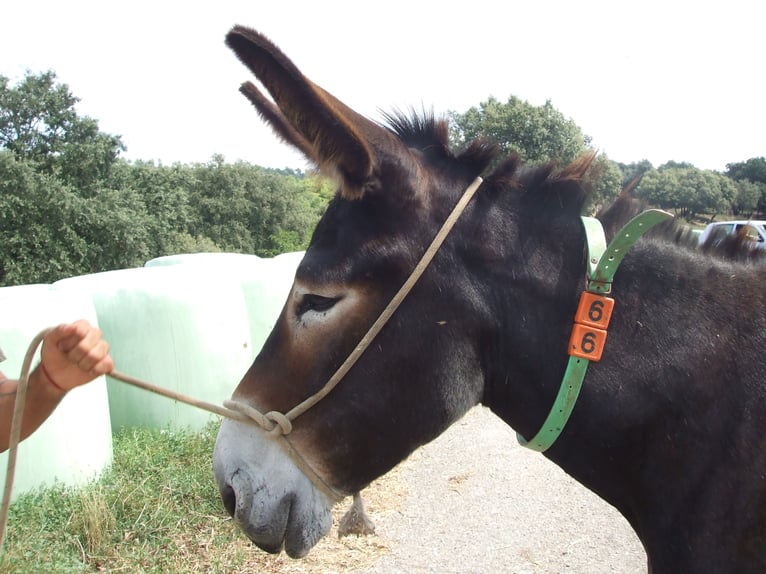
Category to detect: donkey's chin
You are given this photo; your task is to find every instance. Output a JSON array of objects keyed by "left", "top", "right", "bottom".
[{"left": 213, "top": 420, "right": 333, "bottom": 558}]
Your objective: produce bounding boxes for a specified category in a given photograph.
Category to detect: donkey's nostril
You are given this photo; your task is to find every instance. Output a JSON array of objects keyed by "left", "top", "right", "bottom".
[{"left": 221, "top": 484, "right": 237, "bottom": 518}]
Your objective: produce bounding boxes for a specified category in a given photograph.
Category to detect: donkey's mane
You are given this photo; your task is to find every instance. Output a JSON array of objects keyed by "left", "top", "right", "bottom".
[
  {"left": 380, "top": 110, "right": 762, "bottom": 263},
  {"left": 381, "top": 109, "right": 595, "bottom": 211},
  {"left": 381, "top": 109, "right": 499, "bottom": 177}
]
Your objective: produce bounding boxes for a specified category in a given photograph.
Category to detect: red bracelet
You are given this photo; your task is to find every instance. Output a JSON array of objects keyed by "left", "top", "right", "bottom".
[{"left": 40, "top": 363, "right": 67, "bottom": 393}]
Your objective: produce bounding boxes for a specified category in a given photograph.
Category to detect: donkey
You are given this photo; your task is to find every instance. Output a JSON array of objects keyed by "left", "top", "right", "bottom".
[{"left": 213, "top": 25, "right": 766, "bottom": 573}]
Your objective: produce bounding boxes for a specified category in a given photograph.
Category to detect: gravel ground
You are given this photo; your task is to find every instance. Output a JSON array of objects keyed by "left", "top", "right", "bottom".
[{"left": 358, "top": 406, "right": 646, "bottom": 574}]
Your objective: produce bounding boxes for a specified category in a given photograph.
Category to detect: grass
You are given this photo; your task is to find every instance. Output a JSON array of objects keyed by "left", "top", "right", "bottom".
[
  {"left": 0, "top": 421, "right": 400, "bottom": 574},
  {"left": 0, "top": 422, "right": 245, "bottom": 573}
]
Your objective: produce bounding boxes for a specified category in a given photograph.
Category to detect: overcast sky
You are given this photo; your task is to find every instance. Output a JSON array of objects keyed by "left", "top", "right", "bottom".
[{"left": 1, "top": 1, "right": 763, "bottom": 172}]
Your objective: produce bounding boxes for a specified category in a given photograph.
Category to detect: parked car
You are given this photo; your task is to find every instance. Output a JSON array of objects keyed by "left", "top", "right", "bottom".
[{"left": 698, "top": 220, "right": 766, "bottom": 248}]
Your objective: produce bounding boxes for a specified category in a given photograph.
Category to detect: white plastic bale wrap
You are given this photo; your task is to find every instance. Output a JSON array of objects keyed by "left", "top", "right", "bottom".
[
  {"left": 55, "top": 265, "right": 254, "bottom": 432},
  {"left": 145, "top": 252, "right": 304, "bottom": 356},
  {"left": 0, "top": 285, "right": 113, "bottom": 500}
]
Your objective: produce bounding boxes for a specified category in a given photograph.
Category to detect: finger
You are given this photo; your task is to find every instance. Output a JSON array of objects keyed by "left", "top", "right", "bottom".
[
  {"left": 73, "top": 340, "right": 112, "bottom": 373},
  {"left": 44, "top": 322, "right": 82, "bottom": 351},
  {"left": 49, "top": 320, "right": 95, "bottom": 355},
  {"left": 88, "top": 353, "right": 115, "bottom": 377},
  {"left": 61, "top": 327, "right": 105, "bottom": 366}
]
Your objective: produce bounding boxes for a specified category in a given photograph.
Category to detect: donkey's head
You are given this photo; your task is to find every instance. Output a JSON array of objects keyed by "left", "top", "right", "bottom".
[{"left": 213, "top": 26, "right": 591, "bottom": 557}]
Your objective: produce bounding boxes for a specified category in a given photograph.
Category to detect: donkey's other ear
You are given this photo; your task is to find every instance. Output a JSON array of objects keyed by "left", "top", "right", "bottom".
[{"left": 239, "top": 81, "right": 315, "bottom": 161}]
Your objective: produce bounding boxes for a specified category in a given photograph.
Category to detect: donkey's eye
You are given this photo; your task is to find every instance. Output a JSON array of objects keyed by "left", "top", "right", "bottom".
[{"left": 297, "top": 294, "right": 340, "bottom": 316}]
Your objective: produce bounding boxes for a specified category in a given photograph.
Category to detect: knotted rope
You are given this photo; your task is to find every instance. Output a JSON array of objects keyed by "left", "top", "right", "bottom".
[{"left": 0, "top": 176, "right": 483, "bottom": 554}]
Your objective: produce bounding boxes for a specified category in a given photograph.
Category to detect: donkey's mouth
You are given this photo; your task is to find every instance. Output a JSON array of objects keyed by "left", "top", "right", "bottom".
[
  {"left": 213, "top": 419, "right": 333, "bottom": 558},
  {"left": 220, "top": 469, "right": 289, "bottom": 554}
]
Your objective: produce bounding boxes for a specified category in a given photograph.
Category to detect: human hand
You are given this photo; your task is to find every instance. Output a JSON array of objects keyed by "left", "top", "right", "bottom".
[{"left": 39, "top": 320, "right": 114, "bottom": 392}]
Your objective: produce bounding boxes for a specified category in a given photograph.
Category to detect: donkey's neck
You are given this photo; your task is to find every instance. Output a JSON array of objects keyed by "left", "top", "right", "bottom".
[{"left": 486, "top": 237, "right": 766, "bottom": 568}]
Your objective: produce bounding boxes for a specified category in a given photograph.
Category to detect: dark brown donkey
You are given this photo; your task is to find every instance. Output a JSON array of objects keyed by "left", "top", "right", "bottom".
[{"left": 213, "top": 25, "right": 766, "bottom": 573}]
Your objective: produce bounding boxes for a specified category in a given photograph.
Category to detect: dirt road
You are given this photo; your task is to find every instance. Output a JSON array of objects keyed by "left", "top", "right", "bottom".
[{"left": 358, "top": 406, "right": 646, "bottom": 574}]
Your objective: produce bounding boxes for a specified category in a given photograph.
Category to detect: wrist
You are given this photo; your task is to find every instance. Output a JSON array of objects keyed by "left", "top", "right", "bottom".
[{"left": 39, "top": 363, "right": 68, "bottom": 394}]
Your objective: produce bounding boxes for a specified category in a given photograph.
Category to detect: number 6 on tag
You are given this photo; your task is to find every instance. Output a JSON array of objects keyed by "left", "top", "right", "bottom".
[
  {"left": 569, "top": 324, "right": 608, "bottom": 361},
  {"left": 568, "top": 291, "right": 614, "bottom": 361}
]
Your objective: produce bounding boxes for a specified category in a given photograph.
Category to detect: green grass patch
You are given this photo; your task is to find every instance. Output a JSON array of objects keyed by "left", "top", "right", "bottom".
[{"left": 0, "top": 421, "right": 250, "bottom": 573}]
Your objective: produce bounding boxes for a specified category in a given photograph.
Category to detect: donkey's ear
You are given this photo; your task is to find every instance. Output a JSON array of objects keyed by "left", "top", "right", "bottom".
[
  {"left": 238, "top": 80, "right": 315, "bottom": 160},
  {"left": 226, "top": 26, "right": 394, "bottom": 199}
]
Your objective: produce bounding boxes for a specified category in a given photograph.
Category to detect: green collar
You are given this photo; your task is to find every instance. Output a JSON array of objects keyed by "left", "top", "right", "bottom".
[{"left": 517, "top": 209, "right": 673, "bottom": 452}]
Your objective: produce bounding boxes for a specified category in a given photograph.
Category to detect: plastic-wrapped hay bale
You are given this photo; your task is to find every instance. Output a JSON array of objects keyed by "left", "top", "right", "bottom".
[
  {"left": 145, "top": 252, "right": 304, "bottom": 356},
  {"left": 145, "top": 252, "right": 262, "bottom": 268},
  {"left": 55, "top": 265, "right": 253, "bottom": 432},
  {"left": 0, "top": 285, "right": 113, "bottom": 500},
  {"left": 236, "top": 252, "right": 303, "bottom": 352}
]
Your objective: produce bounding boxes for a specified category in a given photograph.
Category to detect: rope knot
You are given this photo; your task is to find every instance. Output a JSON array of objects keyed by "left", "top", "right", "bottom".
[
  {"left": 222, "top": 399, "right": 293, "bottom": 435},
  {"left": 264, "top": 411, "right": 293, "bottom": 435}
]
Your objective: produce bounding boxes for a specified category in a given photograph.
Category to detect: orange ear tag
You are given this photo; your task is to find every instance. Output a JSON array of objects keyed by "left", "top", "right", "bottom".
[{"left": 568, "top": 292, "right": 615, "bottom": 361}]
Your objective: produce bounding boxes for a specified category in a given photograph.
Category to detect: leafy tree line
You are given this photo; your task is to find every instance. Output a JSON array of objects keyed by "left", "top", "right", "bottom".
[
  {"left": 613, "top": 158, "right": 766, "bottom": 222},
  {"left": 449, "top": 95, "right": 623, "bottom": 213},
  {"left": 0, "top": 72, "right": 333, "bottom": 286},
  {"left": 450, "top": 95, "right": 766, "bottom": 221},
  {"left": 2, "top": 72, "right": 763, "bottom": 286}
]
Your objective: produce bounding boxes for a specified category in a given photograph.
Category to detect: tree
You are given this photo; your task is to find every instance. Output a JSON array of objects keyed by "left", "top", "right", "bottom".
[
  {"left": 449, "top": 95, "right": 591, "bottom": 164},
  {"left": 187, "top": 155, "right": 262, "bottom": 254},
  {"left": 107, "top": 160, "right": 198, "bottom": 255},
  {"left": 0, "top": 151, "right": 157, "bottom": 286},
  {"left": 0, "top": 71, "right": 331, "bottom": 286},
  {"left": 635, "top": 166, "right": 735, "bottom": 221},
  {"left": 0, "top": 70, "right": 124, "bottom": 192},
  {"left": 731, "top": 179, "right": 764, "bottom": 216},
  {"left": 658, "top": 160, "right": 695, "bottom": 172},
  {"left": 0, "top": 151, "right": 87, "bottom": 284},
  {"left": 186, "top": 156, "right": 328, "bottom": 257},
  {"left": 724, "top": 157, "right": 766, "bottom": 217},
  {"left": 449, "top": 95, "right": 621, "bottom": 213},
  {"left": 70, "top": 183, "right": 155, "bottom": 272},
  {"left": 725, "top": 157, "right": 766, "bottom": 185},
  {"left": 617, "top": 160, "right": 654, "bottom": 188},
  {"left": 583, "top": 155, "right": 623, "bottom": 214}
]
